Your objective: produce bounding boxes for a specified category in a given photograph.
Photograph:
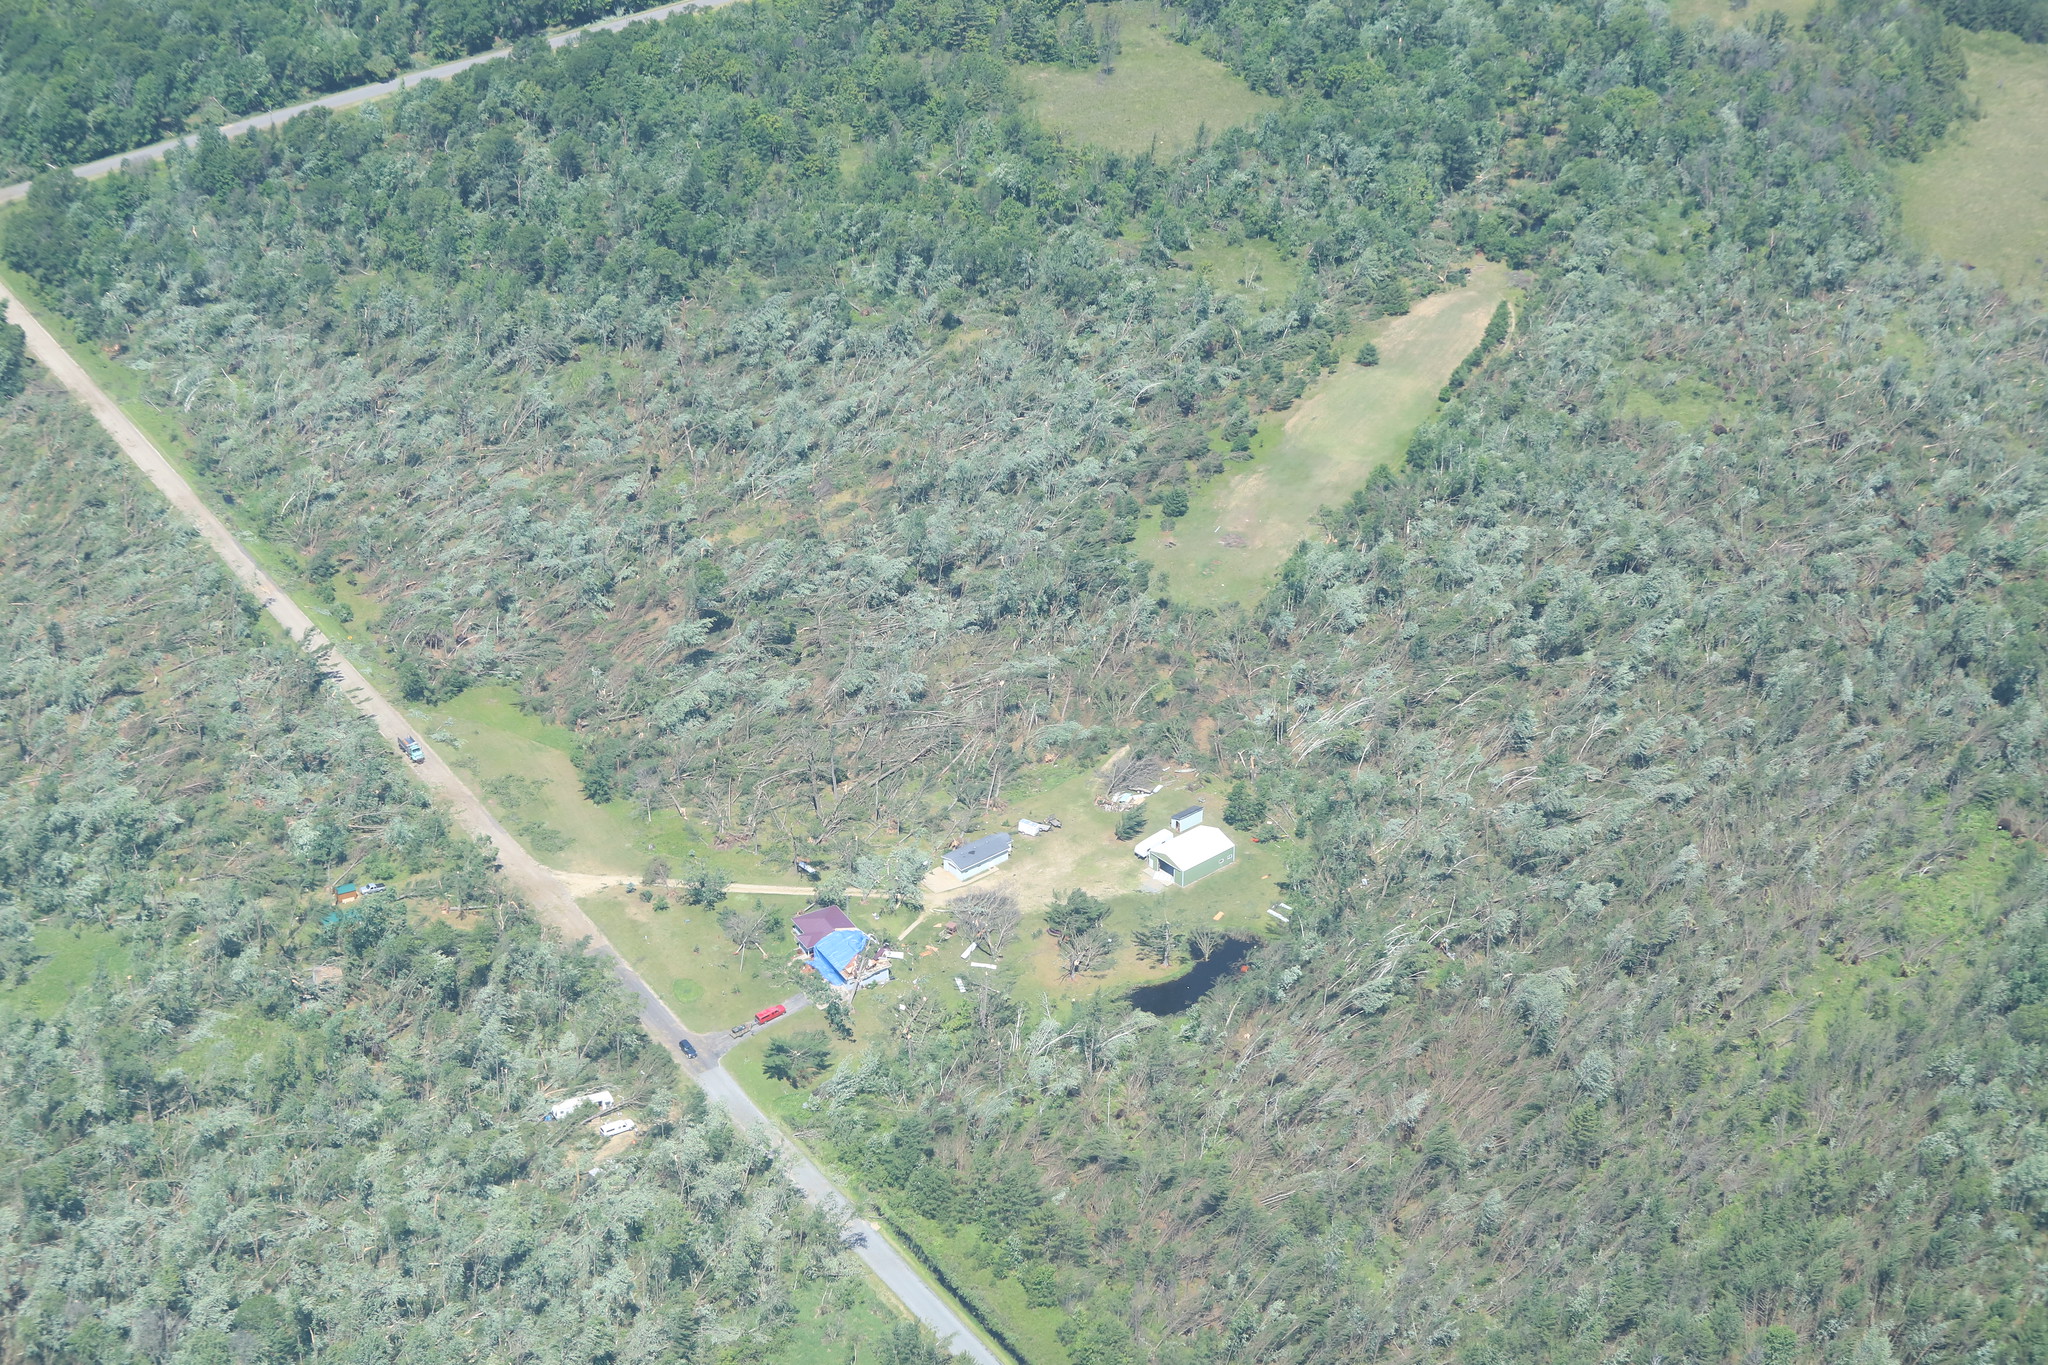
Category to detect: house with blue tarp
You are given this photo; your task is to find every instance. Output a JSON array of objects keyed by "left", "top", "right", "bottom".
[
  {"left": 812, "top": 926, "right": 869, "bottom": 986},
  {"left": 792, "top": 905, "right": 889, "bottom": 990}
]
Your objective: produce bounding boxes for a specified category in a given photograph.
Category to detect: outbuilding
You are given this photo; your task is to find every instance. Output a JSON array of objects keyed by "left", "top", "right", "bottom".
[
  {"left": 1169, "top": 805, "right": 1205, "bottom": 834},
  {"left": 1148, "top": 826, "right": 1237, "bottom": 887},
  {"left": 545, "top": 1090, "right": 616, "bottom": 1121},
  {"left": 944, "top": 833, "right": 1012, "bottom": 882}
]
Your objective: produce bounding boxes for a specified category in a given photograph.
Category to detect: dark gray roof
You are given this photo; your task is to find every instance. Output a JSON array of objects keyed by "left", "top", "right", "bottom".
[
  {"left": 946, "top": 833, "right": 1013, "bottom": 869},
  {"left": 1173, "top": 804, "right": 1203, "bottom": 821}
]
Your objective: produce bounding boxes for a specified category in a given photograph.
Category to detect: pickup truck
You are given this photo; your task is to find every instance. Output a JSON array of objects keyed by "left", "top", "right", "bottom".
[{"left": 398, "top": 736, "right": 426, "bottom": 764}]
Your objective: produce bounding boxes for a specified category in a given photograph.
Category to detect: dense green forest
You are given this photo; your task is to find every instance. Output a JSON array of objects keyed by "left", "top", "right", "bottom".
[
  {"left": 0, "top": 381, "right": 923, "bottom": 1363},
  {"left": 6, "top": 0, "right": 2048, "bottom": 1361},
  {"left": 0, "top": 0, "right": 628, "bottom": 179}
]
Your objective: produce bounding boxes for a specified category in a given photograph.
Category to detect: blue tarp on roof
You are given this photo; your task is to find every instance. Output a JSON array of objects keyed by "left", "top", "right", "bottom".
[{"left": 813, "top": 927, "right": 869, "bottom": 986}]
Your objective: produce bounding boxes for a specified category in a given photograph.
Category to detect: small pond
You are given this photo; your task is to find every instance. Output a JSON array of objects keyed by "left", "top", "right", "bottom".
[{"left": 1127, "top": 937, "right": 1254, "bottom": 1016}]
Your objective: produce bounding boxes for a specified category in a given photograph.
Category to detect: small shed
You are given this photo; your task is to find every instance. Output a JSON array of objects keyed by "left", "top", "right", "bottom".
[
  {"left": 1170, "top": 805, "right": 1205, "bottom": 834},
  {"left": 944, "top": 833, "right": 1013, "bottom": 882},
  {"left": 332, "top": 882, "right": 361, "bottom": 906},
  {"left": 1148, "top": 826, "right": 1237, "bottom": 887},
  {"left": 794, "top": 905, "right": 856, "bottom": 952}
]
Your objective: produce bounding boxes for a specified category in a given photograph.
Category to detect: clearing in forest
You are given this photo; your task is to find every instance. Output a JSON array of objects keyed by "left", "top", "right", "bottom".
[
  {"left": 1896, "top": 31, "right": 2048, "bottom": 302},
  {"left": 1141, "top": 259, "right": 1513, "bottom": 606},
  {"left": 1018, "top": 2, "right": 1276, "bottom": 154},
  {"left": 1181, "top": 235, "right": 1303, "bottom": 311},
  {"left": 1665, "top": 0, "right": 1819, "bottom": 28},
  {"left": 420, "top": 685, "right": 788, "bottom": 883}
]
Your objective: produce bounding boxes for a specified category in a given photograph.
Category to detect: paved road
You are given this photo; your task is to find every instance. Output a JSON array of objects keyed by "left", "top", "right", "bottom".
[
  {"left": 0, "top": 0, "right": 736, "bottom": 206},
  {"left": 0, "top": 279, "right": 1004, "bottom": 1365}
]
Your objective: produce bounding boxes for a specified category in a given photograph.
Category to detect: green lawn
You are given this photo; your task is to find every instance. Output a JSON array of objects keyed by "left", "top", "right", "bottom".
[
  {"left": 0, "top": 926, "right": 131, "bottom": 1018},
  {"left": 1140, "top": 260, "right": 1513, "bottom": 606},
  {"left": 1018, "top": 2, "right": 1275, "bottom": 154},
  {"left": 582, "top": 887, "right": 819, "bottom": 1032},
  {"left": 1897, "top": 31, "right": 2048, "bottom": 302},
  {"left": 420, "top": 684, "right": 792, "bottom": 881}
]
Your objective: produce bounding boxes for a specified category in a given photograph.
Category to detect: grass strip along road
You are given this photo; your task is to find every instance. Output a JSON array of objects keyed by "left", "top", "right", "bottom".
[
  {"left": 0, "top": 0, "right": 740, "bottom": 205},
  {"left": 0, "top": 275, "right": 1008, "bottom": 1365}
]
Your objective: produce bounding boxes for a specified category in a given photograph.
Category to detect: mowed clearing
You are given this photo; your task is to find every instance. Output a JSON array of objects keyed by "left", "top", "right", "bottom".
[
  {"left": 1897, "top": 32, "right": 2048, "bottom": 302},
  {"left": 1019, "top": 2, "right": 1275, "bottom": 154},
  {"left": 1143, "top": 260, "right": 1513, "bottom": 605}
]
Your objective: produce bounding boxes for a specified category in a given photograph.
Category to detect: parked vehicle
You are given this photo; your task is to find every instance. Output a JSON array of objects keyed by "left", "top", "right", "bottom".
[
  {"left": 754, "top": 1004, "right": 787, "bottom": 1025},
  {"left": 359, "top": 882, "right": 387, "bottom": 896},
  {"left": 678, "top": 1038, "right": 698, "bottom": 1059},
  {"left": 399, "top": 736, "right": 426, "bottom": 764},
  {"left": 598, "top": 1118, "right": 635, "bottom": 1138},
  {"left": 730, "top": 1023, "right": 750, "bottom": 1036}
]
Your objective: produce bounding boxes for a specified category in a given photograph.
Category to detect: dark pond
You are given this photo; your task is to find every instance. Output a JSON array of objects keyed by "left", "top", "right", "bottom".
[{"left": 1127, "top": 937, "right": 1255, "bottom": 1016}]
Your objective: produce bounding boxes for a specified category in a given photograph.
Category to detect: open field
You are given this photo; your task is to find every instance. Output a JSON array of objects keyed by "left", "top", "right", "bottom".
[
  {"left": 419, "top": 684, "right": 792, "bottom": 881},
  {"left": 1, "top": 926, "right": 131, "bottom": 1018},
  {"left": 1667, "top": 0, "right": 1819, "bottom": 28},
  {"left": 1181, "top": 235, "right": 1303, "bottom": 311},
  {"left": 1018, "top": 2, "right": 1275, "bottom": 154},
  {"left": 1139, "top": 260, "right": 1512, "bottom": 605},
  {"left": 1897, "top": 32, "right": 2048, "bottom": 303}
]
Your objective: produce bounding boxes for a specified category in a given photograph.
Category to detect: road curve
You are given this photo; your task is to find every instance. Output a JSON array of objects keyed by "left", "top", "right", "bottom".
[
  {"left": 0, "top": 279, "right": 1005, "bottom": 1365},
  {"left": 0, "top": 0, "right": 739, "bottom": 206}
]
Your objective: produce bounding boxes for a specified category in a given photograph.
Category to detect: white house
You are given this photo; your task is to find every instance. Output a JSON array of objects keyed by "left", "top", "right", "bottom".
[{"left": 944, "top": 833, "right": 1013, "bottom": 882}]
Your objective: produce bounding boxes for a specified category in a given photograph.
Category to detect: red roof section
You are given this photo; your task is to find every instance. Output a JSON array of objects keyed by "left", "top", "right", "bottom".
[{"left": 793, "top": 905, "right": 856, "bottom": 951}]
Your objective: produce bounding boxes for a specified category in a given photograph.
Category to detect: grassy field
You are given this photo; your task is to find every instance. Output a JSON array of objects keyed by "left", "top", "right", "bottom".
[
  {"left": 1181, "top": 236, "right": 1303, "bottom": 311},
  {"left": 1666, "top": 0, "right": 1819, "bottom": 28},
  {"left": 177, "top": 1010, "right": 295, "bottom": 1086},
  {"left": 581, "top": 886, "right": 823, "bottom": 1032},
  {"left": 1897, "top": 31, "right": 2048, "bottom": 303},
  {"left": 0, "top": 925, "right": 131, "bottom": 1018},
  {"left": 1018, "top": 2, "right": 1275, "bottom": 154},
  {"left": 1139, "top": 260, "right": 1513, "bottom": 605},
  {"left": 416, "top": 684, "right": 793, "bottom": 881}
]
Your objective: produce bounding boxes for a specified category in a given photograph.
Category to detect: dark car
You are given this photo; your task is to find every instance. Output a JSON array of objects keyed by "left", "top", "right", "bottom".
[{"left": 678, "top": 1037, "right": 698, "bottom": 1059}]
